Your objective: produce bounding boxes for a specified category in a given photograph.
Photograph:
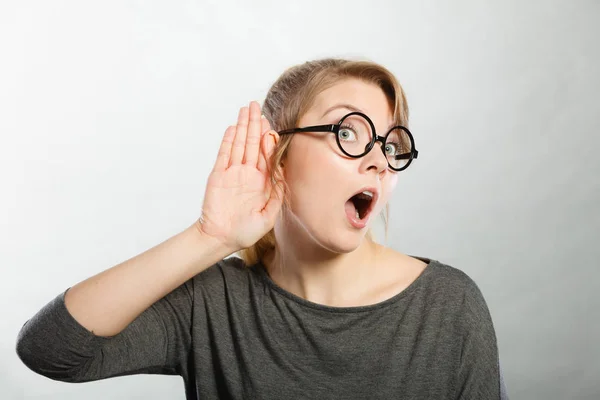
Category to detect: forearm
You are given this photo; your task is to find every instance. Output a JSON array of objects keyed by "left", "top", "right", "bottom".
[{"left": 64, "top": 223, "right": 234, "bottom": 337}]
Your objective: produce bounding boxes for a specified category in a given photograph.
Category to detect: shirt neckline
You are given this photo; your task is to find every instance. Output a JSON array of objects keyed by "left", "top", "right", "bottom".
[{"left": 253, "top": 256, "right": 439, "bottom": 313}]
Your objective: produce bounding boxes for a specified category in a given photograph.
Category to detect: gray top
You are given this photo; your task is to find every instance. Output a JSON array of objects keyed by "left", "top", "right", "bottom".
[{"left": 16, "top": 256, "right": 508, "bottom": 399}]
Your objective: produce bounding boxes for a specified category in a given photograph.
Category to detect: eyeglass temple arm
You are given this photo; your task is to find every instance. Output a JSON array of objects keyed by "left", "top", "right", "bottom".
[
  {"left": 394, "top": 150, "right": 419, "bottom": 160},
  {"left": 278, "top": 124, "right": 336, "bottom": 135}
]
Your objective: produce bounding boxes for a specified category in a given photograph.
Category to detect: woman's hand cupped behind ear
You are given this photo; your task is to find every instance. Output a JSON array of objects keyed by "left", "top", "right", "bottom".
[{"left": 196, "top": 101, "right": 283, "bottom": 252}]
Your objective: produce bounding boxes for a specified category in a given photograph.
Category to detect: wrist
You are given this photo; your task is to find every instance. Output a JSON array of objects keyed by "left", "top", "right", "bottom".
[{"left": 187, "top": 220, "right": 239, "bottom": 257}]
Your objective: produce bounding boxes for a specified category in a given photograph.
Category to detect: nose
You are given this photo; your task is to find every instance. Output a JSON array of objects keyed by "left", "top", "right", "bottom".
[{"left": 362, "top": 135, "right": 389, "bottom": 173}]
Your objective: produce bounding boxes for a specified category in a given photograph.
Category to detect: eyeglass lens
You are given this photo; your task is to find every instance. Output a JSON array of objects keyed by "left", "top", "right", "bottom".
[{"left": 337, "top": 114, "right": 413, "bottom": 170}]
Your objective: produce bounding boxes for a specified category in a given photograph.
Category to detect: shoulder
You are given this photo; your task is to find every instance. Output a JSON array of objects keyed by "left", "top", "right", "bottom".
[
  {"left": 386, "top": 248, "right": 482, "bottom": 297},
  {"left": 428, "top": 259, "right": 496, "bottom": 329},
  {"left": 414, "top": 257, "right": 492, "bottom": 316},
  {"left": 428, "top": 259, "right": 484, "bottom": 295}
]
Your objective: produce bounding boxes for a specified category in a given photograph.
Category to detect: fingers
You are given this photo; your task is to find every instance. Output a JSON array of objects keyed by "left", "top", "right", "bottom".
[
  {"left": 230, "top": 106, "right": 249, "bottom": 165},
  {"left": 257, "top": 117, "right": 271, "bottom": 172},
  {"left": 257, "top": 129, "right": 269, "bottom": 174},
  {"left": 216, "top": 102, "right": 273, "bottom": 171},
  {"left": 214, "top": 125, "right": 236, "bottom": 171},
  {"left": 242, "top": 101, "right": 262, "bottom": 166}
]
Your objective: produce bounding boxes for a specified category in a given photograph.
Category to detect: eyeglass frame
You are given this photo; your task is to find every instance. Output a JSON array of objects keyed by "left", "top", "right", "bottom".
[{"left": 277, "top": 111, "right": 419, "bottom": 172}]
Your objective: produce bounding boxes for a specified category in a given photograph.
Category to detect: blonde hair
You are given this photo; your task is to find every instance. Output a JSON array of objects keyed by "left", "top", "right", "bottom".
[{"left": 238, "top": 58, "right": 410, "bottom": 267}]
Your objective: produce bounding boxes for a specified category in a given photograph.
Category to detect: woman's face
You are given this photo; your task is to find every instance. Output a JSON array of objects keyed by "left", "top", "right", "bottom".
[{"left": 280, "top": 78, "right": 399, "bottom": 253}]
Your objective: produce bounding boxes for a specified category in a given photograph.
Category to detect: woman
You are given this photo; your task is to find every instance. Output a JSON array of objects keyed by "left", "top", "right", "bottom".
[{"left": 16, "top": 58, "right": 507, "bottom": 399}]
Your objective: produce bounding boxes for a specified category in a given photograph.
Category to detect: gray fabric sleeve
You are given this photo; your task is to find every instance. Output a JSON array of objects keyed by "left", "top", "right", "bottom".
[
  {"left": 16, "top": 280, "right": 194, "bottom": 383},
  {"left": 455, "top": 280, "right": 505, "bottom": 400}
]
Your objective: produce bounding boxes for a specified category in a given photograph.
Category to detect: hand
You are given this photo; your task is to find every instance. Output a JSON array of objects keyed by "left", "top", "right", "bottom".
[{"left": 196, "top": 101, "right": 283, "bottom": 251}]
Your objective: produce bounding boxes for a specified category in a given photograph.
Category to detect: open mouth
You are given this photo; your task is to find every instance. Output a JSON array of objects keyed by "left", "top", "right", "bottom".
[{"left": 345, "top": 189, "right": 377, "bottom": 221}]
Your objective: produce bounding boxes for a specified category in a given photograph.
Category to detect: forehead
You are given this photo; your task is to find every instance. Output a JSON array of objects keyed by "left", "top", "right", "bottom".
[{"left": 305, "top": 78, "right": 394, "bottom": 126}]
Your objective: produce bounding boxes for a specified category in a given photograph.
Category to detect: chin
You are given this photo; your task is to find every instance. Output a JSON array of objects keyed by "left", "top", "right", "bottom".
[
  {"left": 323, "top": 239, "right": 364, "bottom": 255},
  {"left": 311, "top": 223, "right": 370, "bottom": 255},
  {"left": 284, "top": 208, "right": 370, "bottom": 254}
]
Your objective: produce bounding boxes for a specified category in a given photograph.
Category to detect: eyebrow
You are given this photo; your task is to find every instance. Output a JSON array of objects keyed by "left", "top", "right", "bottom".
[{"left": 320, "top": 103, "right": 364, "bottom": 118}]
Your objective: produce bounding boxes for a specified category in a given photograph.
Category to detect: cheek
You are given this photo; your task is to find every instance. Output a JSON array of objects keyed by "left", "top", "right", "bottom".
[
  {"left": 286, "top": 139, "right": 339, "bottom": 184},
  {"left": 284, "top": 143, "right": 338, "bottom": 208}
]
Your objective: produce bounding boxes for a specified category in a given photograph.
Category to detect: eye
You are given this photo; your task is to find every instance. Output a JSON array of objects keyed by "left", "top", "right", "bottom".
[
  {"left": 384, "top": 142, "right": 400, "bottom": 156},
  {"left": 338, "top": 124, "right": 358, "bottom": 142}
]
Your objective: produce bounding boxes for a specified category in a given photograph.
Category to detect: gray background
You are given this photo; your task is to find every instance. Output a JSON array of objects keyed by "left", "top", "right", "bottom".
[{"left": 1, "top": 1, "right": 598, "bottom": 399}]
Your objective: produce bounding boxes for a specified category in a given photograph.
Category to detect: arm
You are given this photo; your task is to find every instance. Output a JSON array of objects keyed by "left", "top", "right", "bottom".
[
  {"left": 63, "top": 223, "right": 232, "bottom": 337},
  {"left": 15, "top": 224, "right": 235, "bottom": 382},
  {"left": 16, "top": 100, "right": 281, "bottom": 382}
]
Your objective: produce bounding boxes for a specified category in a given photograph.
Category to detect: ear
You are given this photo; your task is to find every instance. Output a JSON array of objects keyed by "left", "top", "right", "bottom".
[
  {"left": 258, "top": 130, "right": 282, "bottom": 174},
  {"left": 260, "top": 114, "right": 272, "bottom": 134},
  {"left": 261, "top": 130, "right": 279, "bottom": 159}
]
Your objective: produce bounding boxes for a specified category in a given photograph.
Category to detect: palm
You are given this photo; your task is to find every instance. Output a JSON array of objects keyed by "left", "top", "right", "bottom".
[
  {"left": 198, "top": 102, "right": 282, "bottom": 251},
  {"left": 202, "top": 165, "right": 271, "bottom": 247}
]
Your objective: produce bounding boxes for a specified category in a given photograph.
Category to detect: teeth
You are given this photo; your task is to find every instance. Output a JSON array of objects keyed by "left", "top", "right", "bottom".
[
  {"left": 356, "top": 209, "right": 360, "bottom": 219},
  {"left": 362, "top": 190, "right": 374, "bottom": 198}
]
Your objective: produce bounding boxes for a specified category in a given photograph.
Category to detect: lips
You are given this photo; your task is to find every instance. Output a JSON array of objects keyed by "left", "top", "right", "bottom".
[{"left": 345, "top": 187, "right": 379, "bottom": 225}]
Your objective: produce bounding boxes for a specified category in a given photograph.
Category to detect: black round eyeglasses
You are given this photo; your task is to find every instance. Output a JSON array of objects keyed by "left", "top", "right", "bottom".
[{"left": 277, "top": 111, "right": 419, "bottom": 171}]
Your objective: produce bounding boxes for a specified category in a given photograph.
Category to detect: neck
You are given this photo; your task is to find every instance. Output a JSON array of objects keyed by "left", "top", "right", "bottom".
[{"left": 261, "top": 223, "right": 384, "bottom": 307}]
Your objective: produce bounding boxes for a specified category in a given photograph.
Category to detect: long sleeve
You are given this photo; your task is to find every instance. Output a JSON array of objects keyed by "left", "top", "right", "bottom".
[
  {"left": 15, "top": 279, "right": 194, "bottom": 383},
  {"left": 455, "top": 280, "right": 506, "bottom": 400}
]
